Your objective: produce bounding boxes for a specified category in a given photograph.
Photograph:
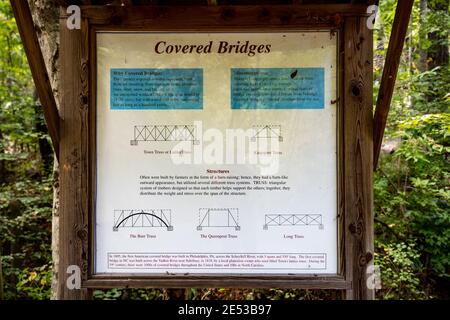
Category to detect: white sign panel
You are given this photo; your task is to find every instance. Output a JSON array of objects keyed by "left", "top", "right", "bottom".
[{"left": 95, "top": 32, "right": 338, "bottom": 274}]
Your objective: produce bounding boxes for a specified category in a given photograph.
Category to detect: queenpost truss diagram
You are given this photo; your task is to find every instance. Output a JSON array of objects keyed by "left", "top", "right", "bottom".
[{"left": 197, "top": 208, "right": 240, "bottom": 231}]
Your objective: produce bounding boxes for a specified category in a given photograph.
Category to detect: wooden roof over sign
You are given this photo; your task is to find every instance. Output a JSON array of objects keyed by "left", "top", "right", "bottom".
[{"left": 57, "top": 1, "right": 376, "bottom": 5}]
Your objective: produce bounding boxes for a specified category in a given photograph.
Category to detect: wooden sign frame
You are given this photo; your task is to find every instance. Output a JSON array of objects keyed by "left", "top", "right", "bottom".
[{"left": 58, "top": 4, "right": 373, "bottom": 300}]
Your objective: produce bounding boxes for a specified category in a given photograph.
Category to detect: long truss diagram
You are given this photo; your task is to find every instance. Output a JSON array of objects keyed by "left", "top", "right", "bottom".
[
  {"left": 113, "top": 209, "right": 173, "bottom": 231},
  {"left": 130, "top": 125, "right": 199, "bottom": 145},
  {"left": 263, "top": 214, "right": 323, "bottom": 230},
  {"left": 197, "top": 208, "right": 240, "bottom": 231},
  {"left": 251, "top": 125, "right": 283, "bottom": 142}
]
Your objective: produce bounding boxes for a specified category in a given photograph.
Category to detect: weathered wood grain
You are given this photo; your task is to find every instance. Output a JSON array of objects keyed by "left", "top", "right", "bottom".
[
  {"left": 58, "top": 12, "right": 91, "bottom": 300},
  {"left": 373, "top": 0, "right": 414, "bottom": 169},
  {"left": 70, "top": 4, "right": 368, "bottom": 28},
  {"left": 343, "top": 16, "right": 374, "bottom": 300},
  {"left": 83, "top": 275, "right": 351, "bottom": 289}
]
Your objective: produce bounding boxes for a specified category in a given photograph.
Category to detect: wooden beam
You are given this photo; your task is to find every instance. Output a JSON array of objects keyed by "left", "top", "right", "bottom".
[
  {"left": 83, "top": 276, "right": 351, "bottom": 289},
  {"left": 56, "top": 0, "right": 84, "bottom": 6},
  {"left": 73, "top": 4, "right": 368, "bottom": 27},
  {"left": 344, "top": 16, "right": 374, "bottom": 300},
  {"left": 373, "top": 0, "right": 414, "bottom": 169},
  {"left": 10, "top": 0, "right": 60, "bottom": 160},
  {"left": 58, "top": 11, "right": 91, "bottom": 300}
]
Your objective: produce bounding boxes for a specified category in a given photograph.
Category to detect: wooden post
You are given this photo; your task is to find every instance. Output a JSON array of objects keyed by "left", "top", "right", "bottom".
[
  {"left": 343, "top": 16, "right": 374, "bottom": 300},
  {"left": 373, "top": 0, "right": 414, "bottom": 169},
  {"left": 58, "top": 10, "right": 91, "bottom": 300}
]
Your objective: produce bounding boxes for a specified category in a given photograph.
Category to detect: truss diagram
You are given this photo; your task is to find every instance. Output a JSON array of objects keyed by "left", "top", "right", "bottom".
[
  {"left": 113, "top": 209, "right": 173, "bottom": 231},
  {"left": 197, "top": 208, "right": 240, "bottom": 231},
  {"left": 130, "top": 125, "right": 199, "bottom": 145},
  {"left": 263, "top": 214, "right": 323, "bottom": 230},
  {"left": 251, "top": 125, "right": 283, "bottom": 142}
]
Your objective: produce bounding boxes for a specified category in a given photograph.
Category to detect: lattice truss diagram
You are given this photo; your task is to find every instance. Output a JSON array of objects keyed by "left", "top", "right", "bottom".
[
  {"left": 113, "top": 209, "right": 173, "bottom": 231},
  {"left": 130, "top": 125, "right": 199, "bottom": 145},
  {"left": 263, "top": 214, "right": 323, "bottom": 230},
  {"left": 197, "top": 208, "right": 240, "bottom": 231},
  {"left": 251, "top": 125, "right": 283, "bottom": 142}
]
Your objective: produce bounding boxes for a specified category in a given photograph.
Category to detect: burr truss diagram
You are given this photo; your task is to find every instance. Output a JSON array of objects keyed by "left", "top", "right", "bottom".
[
  {"left": 197, "top": 208, "right": 240, "bottom": 231},
  {"left": 130, "top": 124, "right": 199, "bottom": 145},
  {"left": 263, "top": 214, "right": 323, "bottom": 230},
  {"left": 113, "top": 209, "right": 174, "bottom": 231},
  {"left": 251, "top": 125, "right": 283, "bottom": 142}
]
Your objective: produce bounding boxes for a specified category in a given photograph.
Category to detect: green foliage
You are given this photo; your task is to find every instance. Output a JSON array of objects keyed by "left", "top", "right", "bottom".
[
  {"left": 375, "top": 114, "right": 450, "bottom": 298},
  {"left": 93, "top": 289, "right": 123, "bottom": 300},
  {"left": 375, "top": 242, "right": 426, "bottom": 299},
  {"left": 0, "top": 178, "right": 53, "bottom": 299},
  {"left": 0, "top": 2, "right": 53, "bottom": 300},
  {"left": 371, "top": 0, "right": 449, "bottom": 299},
  {"left": 16, "top": 264, "right": 52, "bottom": 300},
  {"left": 0, "top": 1, "right": 36, "bottom": 152},
  {"left": 410, "top": 67, "right": 450, "bottom": 113},
  {"left": 93, "top": 288, "right": 166, "bottom": 300},
  {"left": 92, "top": 288, "right": 336, "bottom": 300}
]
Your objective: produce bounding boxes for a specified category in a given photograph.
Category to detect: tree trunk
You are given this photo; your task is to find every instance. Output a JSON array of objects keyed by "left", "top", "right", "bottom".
[
  {"left": 0, "top": 130, "right": 6, "bottom": 184},
  {"left": 27, "top": 0, "right": 60, "bottom": 299},
  {"left": 165, "top": 288, "right": 187, "bottom": 300},
  {"left": 427, "top": 0, "right": 449, "bottom": 69},
  {"left": 418, "top": 0, "right": 427, "bottom": 72},
  {"left": 33, "top": 90, "right": 54, "bottom": 175}
]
